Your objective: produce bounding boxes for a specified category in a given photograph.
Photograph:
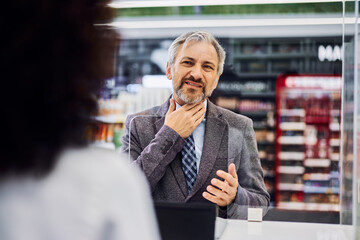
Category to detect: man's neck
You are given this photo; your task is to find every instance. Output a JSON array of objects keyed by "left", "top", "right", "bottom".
[{"left": 173, "top": 97, "right": 208, "bottom": 111}]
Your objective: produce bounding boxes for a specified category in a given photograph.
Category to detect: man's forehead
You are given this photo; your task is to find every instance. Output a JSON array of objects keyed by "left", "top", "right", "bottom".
[{"left": 177, "top": 41, "right": 219, "bottom": 62}]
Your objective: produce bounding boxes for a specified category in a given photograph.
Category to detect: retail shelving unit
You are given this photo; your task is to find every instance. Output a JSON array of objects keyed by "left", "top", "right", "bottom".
[
  {"left": 229, "top": 38, "right": 329, "bottom": 75},
  {"left": 91, "top": 99, "right": 127, "bottom": 150},
  {"left": 275, "top": 75, "right": 341, "bottom": 211}
]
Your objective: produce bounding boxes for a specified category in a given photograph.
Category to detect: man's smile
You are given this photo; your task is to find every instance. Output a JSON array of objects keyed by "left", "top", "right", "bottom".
[{"left": 184, "top": 80, "right": 203, "bottom": 89}]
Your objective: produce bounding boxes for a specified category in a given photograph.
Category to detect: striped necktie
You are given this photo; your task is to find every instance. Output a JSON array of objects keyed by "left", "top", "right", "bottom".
[{"left": 181, "top": 134, "right": 197, "bottom": 193}]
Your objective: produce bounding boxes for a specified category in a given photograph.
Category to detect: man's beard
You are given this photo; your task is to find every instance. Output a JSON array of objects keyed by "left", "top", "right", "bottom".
[{"left": 174, "top": 77, "right": 209, "bottom": 104}]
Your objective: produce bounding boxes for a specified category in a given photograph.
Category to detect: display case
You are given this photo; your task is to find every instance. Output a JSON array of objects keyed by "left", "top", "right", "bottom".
[{"left": 275, "top": 75, "right": 341, "bottom": 211}]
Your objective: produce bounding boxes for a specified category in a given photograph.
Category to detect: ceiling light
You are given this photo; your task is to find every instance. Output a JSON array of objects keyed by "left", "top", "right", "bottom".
[
  {"left": 109, "top": 0, "right": 343, "bottom": 9},
  {"left": 109, "top": 17, "right": 358, "bottom": 29}
]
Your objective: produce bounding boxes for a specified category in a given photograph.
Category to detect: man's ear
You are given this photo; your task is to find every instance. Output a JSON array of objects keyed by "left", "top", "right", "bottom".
[{"left": 166, "top": 62, "right": 172, "bottom": 80}]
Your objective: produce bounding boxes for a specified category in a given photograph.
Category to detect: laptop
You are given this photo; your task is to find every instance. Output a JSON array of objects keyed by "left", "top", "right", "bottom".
[{"left": 154, "top": 201, "right": 218, "bottom": 240}]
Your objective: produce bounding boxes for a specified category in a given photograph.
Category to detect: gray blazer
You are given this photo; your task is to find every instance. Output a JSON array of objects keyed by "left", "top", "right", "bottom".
[{"left": 121, "top": 99, "right": 270, "bottom": 219}]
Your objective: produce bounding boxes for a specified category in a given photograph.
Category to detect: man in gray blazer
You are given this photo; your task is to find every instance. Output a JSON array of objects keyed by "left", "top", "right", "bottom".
[{"left": 121, "top": 31, "right": 270, "bottom": 219}]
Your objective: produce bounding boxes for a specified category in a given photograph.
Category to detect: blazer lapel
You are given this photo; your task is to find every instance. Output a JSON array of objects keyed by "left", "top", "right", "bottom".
[{"left": 187, "top": 101, "right": 227, "bottom": 199}]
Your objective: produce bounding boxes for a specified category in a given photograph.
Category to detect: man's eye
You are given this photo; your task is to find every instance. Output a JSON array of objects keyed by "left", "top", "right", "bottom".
[
  {"left": 204, "top": 65, "right": 214, "bottom": 70},
  {"left": 182, "top": 61, "right": 192, "bottom": 65}
]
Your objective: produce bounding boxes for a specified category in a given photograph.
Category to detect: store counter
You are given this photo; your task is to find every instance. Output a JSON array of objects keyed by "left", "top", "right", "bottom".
[{"left": 216, "top": 218, "right": 353, "bottom": 240}]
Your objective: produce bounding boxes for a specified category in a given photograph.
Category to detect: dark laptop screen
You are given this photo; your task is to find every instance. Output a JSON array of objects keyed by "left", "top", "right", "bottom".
[{"left": 154, "top": 202, "right": 217, "bottom": 240}]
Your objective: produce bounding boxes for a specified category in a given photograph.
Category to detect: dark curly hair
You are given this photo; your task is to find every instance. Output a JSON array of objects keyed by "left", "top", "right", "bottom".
[{"left": 1, "top": 0, "right": 118, "bottom": 178}]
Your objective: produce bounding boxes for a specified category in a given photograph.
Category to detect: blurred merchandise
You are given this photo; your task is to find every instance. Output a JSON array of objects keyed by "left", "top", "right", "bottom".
[
  {"left": 113, "top": 128, "right": 123, "bottom": 149},
  {"left": 275, "top": 75, "right": 341, "bottom": 212},
  {"left": 91, "top": 77, "right": 172, "bottom": 149}
]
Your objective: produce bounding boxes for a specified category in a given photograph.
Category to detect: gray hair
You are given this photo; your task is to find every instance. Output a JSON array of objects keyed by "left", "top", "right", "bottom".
[{"left": 168, "top": 31, "right": 226, "bottom": 76}]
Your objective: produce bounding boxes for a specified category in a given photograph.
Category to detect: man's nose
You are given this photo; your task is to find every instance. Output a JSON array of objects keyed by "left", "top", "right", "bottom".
[{"left": 190, "top": 64, "right": 202, "bottom": 80}]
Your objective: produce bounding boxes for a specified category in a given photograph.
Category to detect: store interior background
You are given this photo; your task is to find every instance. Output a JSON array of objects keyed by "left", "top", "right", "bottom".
[{"left": 93, "top": 0, "right": 360, "bottom": 231}]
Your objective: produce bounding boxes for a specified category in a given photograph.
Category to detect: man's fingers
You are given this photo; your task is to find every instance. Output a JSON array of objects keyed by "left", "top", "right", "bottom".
[
  {"left": 194, "top": 108, "right": 206, "bottom": 123},
  {"left": 183, "top": 102, "right": 205, "bottom": 128},
  {"left": 202, "top": 192, "right": 226, "bottom": 206},
  {"left": 206, "top": 185, "right": 228, "bottom": 199},
  {"left": 194, "top": 115, "right": 205, "bottom": 128},
  {"left": 205, "top": 165, "right": 239, "bottom": 207},
  {"left": 202, "top": 192, "right": 218, "bottom": 203},
  {"left": 210, "top": 178, "right": 230, "bottom": 193},
  {"left": 228, "top": 163, "right": 238, "bottom": 179},
  {"left": 166, "top": 99, "right": 176, "bottom": 115},
  {"left": 216, "top": 170, "right": 238, "bottom": 187},
  {"left": 202, "top": 191, "right": 228, "bottom": 207}
]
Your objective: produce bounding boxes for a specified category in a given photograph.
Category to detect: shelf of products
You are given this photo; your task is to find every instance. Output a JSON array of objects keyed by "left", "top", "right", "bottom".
[
  {"left": 275, "top": 75, "right": 341, "bottom": 212},
  {"left": 91, "top": 122, "right": 123, "bottom": 150},
  {"left": 228, "top": 38, "right": 341, "bottom": 76},
  {"left": 277, "top": 202, "right": 340, "bottom": 211},
  {"left": 90, "top": 99, "right": 127, "bottom": 150}
]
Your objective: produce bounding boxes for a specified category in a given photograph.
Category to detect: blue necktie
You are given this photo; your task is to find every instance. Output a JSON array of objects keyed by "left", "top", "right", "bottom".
[{"left": 181, "top": 134, "right": 197, "bottom": 193}]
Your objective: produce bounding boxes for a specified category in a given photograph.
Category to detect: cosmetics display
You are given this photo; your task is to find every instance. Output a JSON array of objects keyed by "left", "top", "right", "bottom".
[{"left": 275, "top": 75, "right": 341, "bottom": 211}]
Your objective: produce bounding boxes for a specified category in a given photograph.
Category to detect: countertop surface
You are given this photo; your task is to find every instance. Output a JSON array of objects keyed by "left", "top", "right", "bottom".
[{"left": 216, "top": 218, "right": 354, "bottom": 240}]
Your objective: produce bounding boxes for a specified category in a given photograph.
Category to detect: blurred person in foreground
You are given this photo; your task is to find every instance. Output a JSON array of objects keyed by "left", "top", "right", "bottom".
[
  {"left": 121, "top": 31, "right": 270, "bottom": 219},
  {"left": 0, "top": 1, "right": 160, "bottom": 240}
]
